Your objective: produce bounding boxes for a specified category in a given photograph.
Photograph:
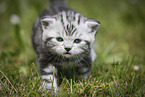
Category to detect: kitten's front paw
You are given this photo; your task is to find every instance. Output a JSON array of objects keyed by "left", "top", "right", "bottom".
[{"left": 42, "top": 83, "right": 58, "bottom": 94}]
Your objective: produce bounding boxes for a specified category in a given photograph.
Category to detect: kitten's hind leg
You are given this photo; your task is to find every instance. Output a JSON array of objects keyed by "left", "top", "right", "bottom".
[{"left": 40, "top": 65, "right": 58, "bottom": 94}]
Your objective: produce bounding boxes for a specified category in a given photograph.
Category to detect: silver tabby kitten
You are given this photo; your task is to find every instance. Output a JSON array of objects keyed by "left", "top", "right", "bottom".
[{"left": 32, "top": 0, "right": 100, "bottom": 92}]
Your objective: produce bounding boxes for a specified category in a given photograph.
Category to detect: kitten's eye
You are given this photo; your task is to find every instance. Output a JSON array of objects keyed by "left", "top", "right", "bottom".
[
  {"left": 56, "top": 37, "right": 63, "bottom": 42},
  {"left": 74, "top": 39, "right": 82, "bottom": 43}
]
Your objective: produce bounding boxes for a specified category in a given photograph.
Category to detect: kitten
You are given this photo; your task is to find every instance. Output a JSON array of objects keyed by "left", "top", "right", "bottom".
[{"left": 32, "top": 0, "right": 100, "bottom": 93}]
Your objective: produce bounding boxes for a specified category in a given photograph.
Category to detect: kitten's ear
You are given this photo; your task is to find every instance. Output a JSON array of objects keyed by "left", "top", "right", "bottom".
[
  {"left": 86, "top": 20, "right": 100, "bottom": 34},
  {"left": 40, "top": 17, "right": 55, "bottom": 30}
]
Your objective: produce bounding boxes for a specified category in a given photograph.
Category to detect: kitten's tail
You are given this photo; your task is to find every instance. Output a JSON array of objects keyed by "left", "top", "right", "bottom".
[{"left": 50, "top": 0, "right": 67, "bottom": 6}]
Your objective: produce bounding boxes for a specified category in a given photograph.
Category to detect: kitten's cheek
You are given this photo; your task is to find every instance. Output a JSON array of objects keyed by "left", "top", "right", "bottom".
[
  {"left": 73, "top": 48, "right": 84, "bottom": 55},
  {"left": 52, "top": 47, "right": 63, "bottom": 54}
]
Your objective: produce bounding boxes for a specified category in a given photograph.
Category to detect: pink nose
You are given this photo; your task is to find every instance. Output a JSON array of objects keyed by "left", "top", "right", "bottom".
[{"left": 65, "top": 48, "right": 71, "bottom": 52}]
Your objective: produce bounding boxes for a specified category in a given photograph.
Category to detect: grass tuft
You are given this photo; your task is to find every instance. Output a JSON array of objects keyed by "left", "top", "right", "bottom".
[{"left": 0, "top": 0, "right": 145, "bottom": 96}]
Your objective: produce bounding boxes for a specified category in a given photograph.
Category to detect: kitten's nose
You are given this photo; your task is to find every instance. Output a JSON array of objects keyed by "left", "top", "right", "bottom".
[{"left": 65, "top": 48, "right": 71, "bottom": 52}]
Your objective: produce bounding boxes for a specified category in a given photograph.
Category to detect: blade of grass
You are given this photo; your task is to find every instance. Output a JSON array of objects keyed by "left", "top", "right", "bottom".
[{"left": 0, "top": 70, "right": 17, "bottom": 93}]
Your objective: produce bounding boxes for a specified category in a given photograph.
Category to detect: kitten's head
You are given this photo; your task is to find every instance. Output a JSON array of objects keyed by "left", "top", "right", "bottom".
[{"left": 41, "top": 11, "right": 100, "bottom": 58}]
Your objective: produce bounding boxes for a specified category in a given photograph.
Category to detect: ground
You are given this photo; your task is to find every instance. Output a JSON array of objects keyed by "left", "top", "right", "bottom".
[{"left": 0, "top": 0, "right": 145, "bottom": 96}]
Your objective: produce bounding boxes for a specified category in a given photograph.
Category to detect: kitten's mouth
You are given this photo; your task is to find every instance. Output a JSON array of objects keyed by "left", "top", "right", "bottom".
[{"left": 64, "top": 52, "right": 71, "bottom": 55}]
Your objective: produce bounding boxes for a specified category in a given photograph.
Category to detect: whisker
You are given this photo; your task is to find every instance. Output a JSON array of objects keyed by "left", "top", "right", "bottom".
[
  {"left": 78, "top": 54, "right": 87, "bottom": 64},
  {"left": 40, "top": 53, "right": 57, "bottom": 66}
]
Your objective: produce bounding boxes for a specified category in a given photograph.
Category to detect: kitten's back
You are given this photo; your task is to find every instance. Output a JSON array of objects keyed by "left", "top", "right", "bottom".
[{"left": 40, "top": 0, "right": 70, "bottom": 17}]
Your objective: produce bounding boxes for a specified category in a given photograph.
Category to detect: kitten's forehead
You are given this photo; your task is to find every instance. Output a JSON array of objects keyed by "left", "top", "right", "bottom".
[
  {"left": 42, "top": 11, "right": 98, "bottom": 42},
  {"left": 56, "top": 11, "right": 92, "bottom": 38}
]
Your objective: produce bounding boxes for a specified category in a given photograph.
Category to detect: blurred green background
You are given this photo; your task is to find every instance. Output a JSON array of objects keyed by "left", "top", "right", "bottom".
[
  {"left": 0, "top": 0, "right": 145, "bottom": 67},
  {"left": 0, "top": 0, "right": 145, "bottom": 96}
]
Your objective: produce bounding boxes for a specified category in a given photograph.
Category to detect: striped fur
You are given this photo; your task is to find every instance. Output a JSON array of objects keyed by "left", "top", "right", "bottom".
[{"left": 32, "top": 0, "right": 100, "bottom": 93}]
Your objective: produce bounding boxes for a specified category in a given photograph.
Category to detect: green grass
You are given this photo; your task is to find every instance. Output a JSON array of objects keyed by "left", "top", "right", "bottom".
[
  {"left": 0, "top": 52, "right": 144, "bottom": 96},
  {"left": 0, "top": 0, "right": 145, "bottom": 96}
]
